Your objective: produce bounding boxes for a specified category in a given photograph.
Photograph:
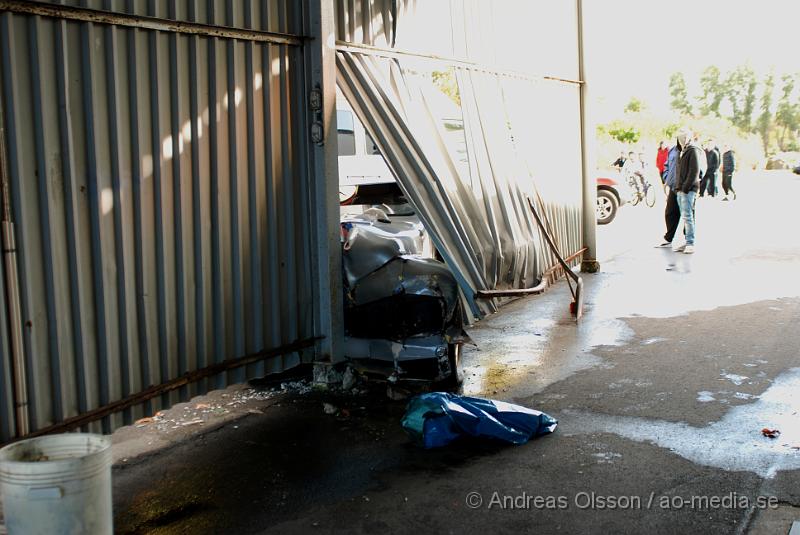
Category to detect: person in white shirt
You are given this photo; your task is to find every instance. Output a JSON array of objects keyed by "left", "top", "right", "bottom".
[{"left": 622, "top": 151, "right": 644, "bottom": 195}]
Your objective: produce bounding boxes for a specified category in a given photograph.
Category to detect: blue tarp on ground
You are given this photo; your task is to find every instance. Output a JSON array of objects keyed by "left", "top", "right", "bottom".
[{"left": 401, "top": 392, "right": 558, "bottom": 448}]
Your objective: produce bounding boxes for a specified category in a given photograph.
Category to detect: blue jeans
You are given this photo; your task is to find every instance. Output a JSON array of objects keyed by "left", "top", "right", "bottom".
[{"left": 676, "top": 191, "right": 696, "bottom": 245}]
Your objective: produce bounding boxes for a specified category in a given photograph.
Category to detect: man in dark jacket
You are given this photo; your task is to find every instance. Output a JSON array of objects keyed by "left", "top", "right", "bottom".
[
  {"left": 700, "top": 140, "right": 720, "bottom": 197},
  {"left": 673, "top": 130, "right": 707, "bottom": 254},
  {"left": 721, "top": 144, "right": 736, "bottom": 200},
  {"left": 657, "top": 140, "right": 682, "bottom": 247}
]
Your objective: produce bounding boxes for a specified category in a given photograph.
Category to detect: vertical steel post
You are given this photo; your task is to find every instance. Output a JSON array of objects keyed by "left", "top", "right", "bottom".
[
  {"left": 0, "top": 73, "right": 28, "bottom": 436},
  {"left": 304, "top": 0, "right": 343, "bottom": 362},
  {"left": 577, "top": 0, "right": 600, "bottom": 273}
]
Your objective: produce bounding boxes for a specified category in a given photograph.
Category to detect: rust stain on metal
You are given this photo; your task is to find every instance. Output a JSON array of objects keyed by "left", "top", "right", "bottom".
[{"left": 0, "top": 0, "right": 304, "bottom": 46}]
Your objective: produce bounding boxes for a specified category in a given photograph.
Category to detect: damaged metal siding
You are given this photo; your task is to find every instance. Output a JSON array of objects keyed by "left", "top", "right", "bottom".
[
  {"left": 0, "top": 0, "right": 316, "bottom": 442},
  {"left": 334, "top": 0, "right": 585, "bottom": 317}
]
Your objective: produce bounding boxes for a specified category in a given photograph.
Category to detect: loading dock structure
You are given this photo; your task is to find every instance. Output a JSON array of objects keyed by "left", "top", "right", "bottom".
[{"left": 0, "top": 0, "right": 595, "bottom": 442}]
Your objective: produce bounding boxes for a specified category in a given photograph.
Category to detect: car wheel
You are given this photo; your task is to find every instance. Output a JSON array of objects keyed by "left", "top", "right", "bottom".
[
  {"left": 447, "top": 343, "right": 463, "bottom": 387},
  {"left": 596, "top": 189, "right": 618, "bottom": 225}
]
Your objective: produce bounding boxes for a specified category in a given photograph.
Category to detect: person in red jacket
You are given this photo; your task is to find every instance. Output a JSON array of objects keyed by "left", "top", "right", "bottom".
[{"left": 655, "top": 140, "right": 669, "bottom": 182}]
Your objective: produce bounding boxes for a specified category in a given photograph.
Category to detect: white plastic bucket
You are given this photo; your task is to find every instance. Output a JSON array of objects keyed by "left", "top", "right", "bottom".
[{"left": 0, "top": 433, "right": 112, "bottom": 535}]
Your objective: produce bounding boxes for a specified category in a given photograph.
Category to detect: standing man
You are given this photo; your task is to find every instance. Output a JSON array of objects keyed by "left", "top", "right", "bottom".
[
  {"left": 657, "top": 139, "right": 682, "bottom": 247},
  {"left": 673, "top": 129, "right": 707, "bottom": 254},
  {"left": 721, "top": 144, "right": 736, "bottom": 200},
  {"left": 701, "top": 139, "right": 720, "bottom": 197}
]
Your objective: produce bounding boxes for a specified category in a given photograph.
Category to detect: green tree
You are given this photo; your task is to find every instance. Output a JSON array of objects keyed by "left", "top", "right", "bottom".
[
  {"left": 724, "top": 65, "right": 758, "bottom": 131},
  {"left": 775, "top": 74, "right": 800, "bottom": 151},
  {"left": 698, "top": 66, "right": 724, "bottom": 117},
  {"left": 742, "top": 76, "right": 758, "bottom": 132},
  {"left": 624, "top": 97, "right": 645, "bottom": 113},
  {"left": 756, "top": 72, "right": 775, "bottom": 154},
  {"left": 663, "top": 123, "right": 680, "bottom": 140},
  {"left": 669, "top": 72, "right": 692, "bottom": 115}
]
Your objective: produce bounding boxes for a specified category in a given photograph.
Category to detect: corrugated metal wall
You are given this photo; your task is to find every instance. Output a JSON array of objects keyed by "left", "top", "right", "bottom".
[
  {"left": 0, "top": 225, "right": 12, "bottom": 441},
  {"left": 0, "top": 0, "right": 318, "bottom": 441}
]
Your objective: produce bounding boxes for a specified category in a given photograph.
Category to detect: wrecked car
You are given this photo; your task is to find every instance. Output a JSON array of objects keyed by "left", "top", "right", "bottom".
[{"left": 340, "top": 183, "right": 467, "bottom": 384}]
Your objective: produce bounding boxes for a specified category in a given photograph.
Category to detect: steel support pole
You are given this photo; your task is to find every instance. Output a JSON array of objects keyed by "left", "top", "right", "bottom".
[
  {"left": 577, "top": 0, "right": 600, "bottom": 273},
  {"left": 304, "top": 0, "right": 343, "bottom": 362}
]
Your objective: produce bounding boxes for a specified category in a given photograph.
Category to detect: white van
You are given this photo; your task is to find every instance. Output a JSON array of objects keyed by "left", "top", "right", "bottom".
[{"left": 336, "top": 94, "right": 395, "bottom": 204}]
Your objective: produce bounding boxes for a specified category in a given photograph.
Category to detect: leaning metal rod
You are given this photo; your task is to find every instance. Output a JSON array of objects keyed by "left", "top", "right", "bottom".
[
  {"left": 527, "top": 197, "right": 580, "bottom": 287},
  {"left": 0, "top": 86, "right": 29, "bottom": 437},
  {"left": 475, "top": 248, "right": 586, "bottom": 299},
  {"left": 526, "top": 196, "right": 585, "bottom": 320}
]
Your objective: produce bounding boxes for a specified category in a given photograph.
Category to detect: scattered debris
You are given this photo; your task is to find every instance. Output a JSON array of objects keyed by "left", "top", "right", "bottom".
[
  {"left": 342, "top": 367, "right": 357, "bottom": 391},
  {"left": 386, "top": 385, "right": 411, "bottom": 401},
  {"left": 180, "top": 419, "right": 204, "bottom": 427},
  {"left": 279, "top": 381, "right": 313, "bottom": 395},
  {"left": 761, "top": 428, "right": 781, "bottom": 439},
  {"left": 313, "top": 365, "right": 343, "bottom": 388}
]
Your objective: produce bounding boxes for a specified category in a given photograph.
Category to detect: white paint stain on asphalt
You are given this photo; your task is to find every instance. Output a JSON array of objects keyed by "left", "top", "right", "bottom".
[
  {"left": 592, "top": 452, "right": 623, "bottom": 464},
  {"left": 720, "top": 373, "right": 748, "bottom": 386},
  {"left": 564, "top": 368, "right": 800, "bottom": 478},
  {"left": 697, "top": 391, "right": 715, "bottom": 402}
]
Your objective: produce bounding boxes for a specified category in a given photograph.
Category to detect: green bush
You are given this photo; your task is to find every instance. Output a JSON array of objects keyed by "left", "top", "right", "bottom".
[{"left": 604, "top": 123, "right": 641, "bottom": 144}]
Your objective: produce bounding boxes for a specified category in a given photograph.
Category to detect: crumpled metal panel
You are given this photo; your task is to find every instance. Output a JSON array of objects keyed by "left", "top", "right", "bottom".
[
  {"left": 341, "top": 217, "right": 465, "bottom": 343},
  {"left": 341, "top": 210, "right": 425, "bottom": 287},
  {"left": 350, "top": 256, "right": 457, "bottom": 308}
]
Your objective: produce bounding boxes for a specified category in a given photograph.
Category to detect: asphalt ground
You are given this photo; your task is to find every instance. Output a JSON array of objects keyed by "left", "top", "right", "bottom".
[{"left": 111, "top": 170, "right": 800, "bottom": 534}]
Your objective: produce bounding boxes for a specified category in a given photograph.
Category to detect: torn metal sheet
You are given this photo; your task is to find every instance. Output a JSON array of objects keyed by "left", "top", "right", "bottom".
[{"left": 336, "top": 51, "right": 584, "bottom": 320}]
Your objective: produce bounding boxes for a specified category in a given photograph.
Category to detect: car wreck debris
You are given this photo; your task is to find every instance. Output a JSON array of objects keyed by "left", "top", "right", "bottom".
[{"left": 341, "top": 207, "right": 468, "bottom": 383}]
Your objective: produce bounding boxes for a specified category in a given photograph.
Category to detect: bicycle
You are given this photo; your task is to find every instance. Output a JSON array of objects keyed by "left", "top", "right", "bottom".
[{"left": 627, "top": 172, "right": 656, "bottom": 208}]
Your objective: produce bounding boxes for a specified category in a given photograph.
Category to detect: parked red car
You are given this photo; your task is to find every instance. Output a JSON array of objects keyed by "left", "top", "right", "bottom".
[{"left": 596, "top": 175, "right": 625, "bottom": 225}]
